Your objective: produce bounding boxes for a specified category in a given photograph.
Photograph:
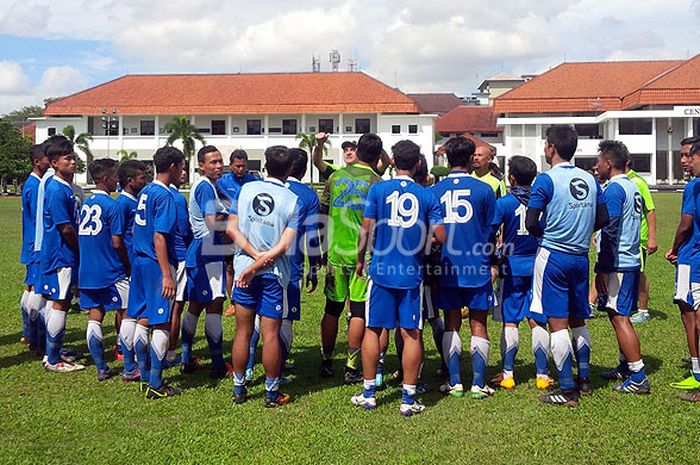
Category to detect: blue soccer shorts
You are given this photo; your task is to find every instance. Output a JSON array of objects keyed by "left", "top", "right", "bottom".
[
  {"left": 366, "top": 279, "right": 423, "bottom": 330},
  {"left": 597, "top": 271, "right": 640, "bottom": 316},
  {"left": 284, "top": 279, "right": 302, "bottom": 321},
  {"left": 440, "top": 281, "right": 494, "bottom": 313},
  {"left": 24, "top": 262, "right": 40, "bottom": 288},
  {"left": 233, "top": 274, "right": 286, "bottom": 319},
  {"left": 530, "top": 248, "right": 590, "bottom": 320},
  {"left": 493, "top": 275, "right": 539, "bottom": 324},
  {"left": 175, "top": 261, "right": 188, "bottom": 302},
  {"left": 187, "top": 260, "right": 226, "bottom": 303},
  {"left": 39, "top": 266, "right": 77, "bottom": 301},
  {"left": 422, "top": 283, "right": 441, "bottom": 321},
  {"left": 80, "top": 279, "right": 130, "bottom": 311},
  {"left": 127, "top": 255, "right": 175, "bottom": 325}
]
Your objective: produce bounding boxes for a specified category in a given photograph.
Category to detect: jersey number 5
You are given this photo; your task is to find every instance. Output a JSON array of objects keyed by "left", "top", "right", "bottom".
[
  {"left": 79, "top": 204, "right": 103, "bottom": 236},
  {"left": 386, "top": 191, "right": 419, "bottom": 228},
  {"left": 135, "top": 194, "right": 148, "bottom": 227},
  {"left": 440, "top": 189, "right": 473, "bottom": 224}
]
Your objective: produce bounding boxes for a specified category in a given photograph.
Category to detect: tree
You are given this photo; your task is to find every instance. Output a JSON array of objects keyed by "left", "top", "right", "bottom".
[
  {"left": 164, "top": 116, "right": 205, "bottom": 162},
  {"left": 296, "top": 132, "right": 330, "bottom": 183},
  {"left": 1, "top": 105, "right": 44, "bottom": 128},
  {"left": 63, "top": 125, "right": 92, "bottom": 175},
  {"left": 117, "top": 149, "right": 138, "bottom": 161},
  {"left": 0, "top": 119, "right": 32, "bottom": 193}
]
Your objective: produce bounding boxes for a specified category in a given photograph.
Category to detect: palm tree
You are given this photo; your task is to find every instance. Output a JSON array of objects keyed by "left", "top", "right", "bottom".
[
  {"left": 117, "top": 149, "right": 138, "bottom": 161},
  {"left": 296, "top": 132, "right": 330, "bottom": 183},
  {"left": 164, "top": 116, "right": 205, "bottom": 162},
  {"left": 63, "top": 124, "right": 92, "bottom": 176}
]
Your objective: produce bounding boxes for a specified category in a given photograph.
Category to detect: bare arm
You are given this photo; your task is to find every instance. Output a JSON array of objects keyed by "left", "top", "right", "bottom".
[
  {"left": 646, "top": 209, "right": 657, "bottom": 254},
  {"left": 226, "top": 214, "right": 261, "bottom": 261},
  {"left": 237, "top": 227, "right": 298, "bottom": 286},
  {"left": 154, "top": 232, "right": 175, "bottom": 298},
  {"left": 312, "top": 132, "right": 329, "bottom": 173},
  {"left": 112, "top": 234, "right": 130, "bottom": 277},
  {"left": 58, "top": 223, "right": 79, "bottom": 254},
  {"left": 374, "top": 149, "right": 392, "bottom": 176},
  {"left": 432, "top": 224, "right": 447, "bottom": 245},
  {"left": 355, "top": 217, "right": 374, "bottom": 278},
  {"left": 667, "top": 214, "right": 694, "bottom": 263}
]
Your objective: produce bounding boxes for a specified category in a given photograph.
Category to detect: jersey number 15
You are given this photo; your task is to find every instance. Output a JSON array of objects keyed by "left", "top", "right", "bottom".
[{"left": 440, "top": 190, "right": 473, "bottom": 224}]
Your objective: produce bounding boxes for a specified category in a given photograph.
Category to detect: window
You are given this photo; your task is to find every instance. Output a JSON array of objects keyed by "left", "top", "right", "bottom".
[
  {"left": 246, "top": 119, "right": 262, "bottom": 135},
  {"left": 511, "top": 125, "right": 523, "bottom": 137},
  {"left": 694, "top": 118, "right": 700, "bottom": 137},
  {"left": 247, "top": 159, "right": 262, "bottom": 171},
  {"left": 211, "top": 120, "right": 226, "bottom": 135},
  {"left": 480, "top": 132, "right": 498, "bottom": 138},
  {"left": 574, "top": 124, "right": 601, "bottom": 139},
  {"left": 391, "top": 125, "right": 401, "bottom": 134},
  {"left": 87, "top": 118, "right": 94, "bottom": 135},
  {"left": 268, "top": 127, "right": 282, "bottom": 133},
  {"left": 408, "top": 124, "right": 418, "bottom": 134},
  {"left": 619, "top": 118, "right": 652, "bottom": 135},
  {"left": 140, "top": 120, "right": 155, "bottom": 136},
  {"left": 355, "top": 118, "right": 370, "bottom": 134},
  {"left": 47, "top": 127, "right": 56, "bottom": 136},
  {"left": 573, "top": 156, "right": 597, "bottom": 173},
  {"left": 630, "top": 153, "right": 651, "bottom": 173},
  {"left": 282, "top": 119, "right": 297, "bottom": 135},
  {"left": 318, "top": 119, "right": 334, "bottom": 133}
]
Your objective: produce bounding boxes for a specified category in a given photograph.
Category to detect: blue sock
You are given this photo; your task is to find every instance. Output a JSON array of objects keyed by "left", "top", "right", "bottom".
[
  {"left": 180, "top": 311, "right": 198, "bottom": 365},
  {"left": 119, "top": 319, "right": 137, "bottom": 373},
  {"left": 149, "top": 329, "right": 169, "bottom": 389},
  {"left": 363, "top": 378, "right": 376, "bottom": 398},
  {"left": 628, "top": 360, "right": 647, "bottom": 383},
  {"left": 86, "top": 320, "right": 107, "bottom": 371},
  {"left": 45, "top": 308, "right": 66, "bottom": 365},
  {"left": 247, "top": 326, "right": 260, "bottom": 371},
  {"left": 551, "top": 329, "right": 575, "bottom": 390},
  {"left": 205, "top": 313, "right": 225, "bottom": 371},
  {"left": 402, "top": 384, "right": 416, "bottom": 405},
  {"left": 233, "top": 372, "right": 246, "bottom": 395},
  {"left": 443, "top": 330, "right": 462, "bottom": 387},
  {"left": 265, "top": 376, "right": 280, "bottom": 400},
  {"left": 280, "top": 320, "right": 293, "bottom": 371},
  {"left": 377, "top": 352, "right": 385, "bottom": 375},
  {"left": 134, "top": 324, "right": 150, "bottom": 384},
  {"left": 429, "top": 317, "right": 446, "bottom": 366},
  {"left": 21, "top": 292, "right": 30, "bottom": 339},
  {"left": 572, "top": 326, "right": 591, "bottom": 379},
  {"left": 36, "top": 306, "right": 46, "bottom": 356},
  {"left": 502, "top": 326, "right": 518, "bottom": 374},
  {"left": 531, "top": 325, "right": 550, "bottom": 376},
  {"left": 470, "top": 336, "right": 490, "bottom": 388}
]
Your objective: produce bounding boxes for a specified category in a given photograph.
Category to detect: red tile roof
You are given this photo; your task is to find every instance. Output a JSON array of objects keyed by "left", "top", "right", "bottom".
[
  {"left": 407, "top": 93, "right": 464, "bottom": 115},
  {"left": 435, "top": 105, "right": 502, "bottom": 133},
  {"left": 623, "top": 54, "right": 700, "bottom": 108},
  {"left": 45, "top": 72, "right": 420, "bottom": 116}
]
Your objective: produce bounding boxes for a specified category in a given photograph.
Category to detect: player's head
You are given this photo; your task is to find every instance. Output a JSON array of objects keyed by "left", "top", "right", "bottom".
[
  {"left": 89, "top": 158, "right": 119, "bottom": 193},
  {"left": 507, "top": 155, "right": 537, "bottom": 188},
  {"left": 118, "top": 159, "right": 148, "bottom": 194},
  {"left": 357, "top": 133, "right": 382, "bottom": 165},
  {"left": 229, "top": 149, "right": 248, "bottom": 178},
  {"left": 288, "top": 148, "right": 308, "bottom": 180},
  {"left": 471, "top": 144, "right": 494, "bottom": 172},
  {"left": 595, "top": 140, "right": 629, "bottom": 182},
  {"left": 544, "top": 125, "right": 578, "bottom": 163},
  {"left": 444, "top": 136, "right": 475, "bottom": 169},
  {"left": 341, "top": 140, "right": 358, "bottom": 165},
  {"left": 681, "top": 136, "right": 700, "bottom": 176},
  {"left": 264, "top": 145, "right": 292, "bottom": 179},
  {"left": 197, "top": 145, "right": 224, "bottom": 181},
  {"left": 153, "top": 146, "right": 185, "bottom": 184},
  {"left": 690, "top": 141, "right": 700, "bottom": 177},
  {"left": 29, "top": 142, "right": 50, "bottom": 175},
  {"left": 44, "top": 135, "right": 76, "bottom": 178},
  {"left": 413, "top": 154, "right": 430, "bottom": 187},
  {"left": 391, "top": 140, "right": 421, "bottom": 174}
]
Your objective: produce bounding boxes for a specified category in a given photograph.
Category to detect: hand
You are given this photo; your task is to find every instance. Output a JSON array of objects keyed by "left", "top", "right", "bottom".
[
  {"left": 355, "top": 261, "right": 365, "bottom": 280},
  {"left": 647, "top": 239, "right": 658, "bottom": 255},
  {"left": 305, "top": 268, "right": 318, "bottom": 293},
  {"left": 665, "top": 249, "right": 678, "bottom": 265},
  {"left": 316, "top": 132, "right": 329, "bottom": 144},
  {"left": 236, "top": 267, "right": 256, "bottom": 289},
  {"left": 491, "top": 265, "right": 499, "bottom": 284},
  {"left": 595, "top": 272, "right": 608, "bottom": 296},
  {"left": 161, "top": 275, "right": 176, "bottom": 299},
  {"left": 258, "top": 253, "right": 274, "bottom": 269}
]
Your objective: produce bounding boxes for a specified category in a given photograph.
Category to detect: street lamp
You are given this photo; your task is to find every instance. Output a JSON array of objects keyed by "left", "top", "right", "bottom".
[{"left": 101, "top": 107, "right": 118, "bottom": 158}]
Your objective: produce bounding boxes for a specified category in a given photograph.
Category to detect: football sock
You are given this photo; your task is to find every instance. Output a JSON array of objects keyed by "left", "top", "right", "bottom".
[
  {"left": 86, "top": 320, "right": 107, "bottom": 372},
  {"left": 377, "top": 351, "right": 386, "bottom": 376},
  {"left": 119, "top": 318, "right": 137, "bottom": 373},
  {"left": 470, "top": 336, "right": 490, "bottom": 388},
  {"left": 638, "top": 308, "right": 649, "bottom": 315},
  {"left": 26, "top": 291, "right": 44, "bottom": 348},
  {"left": 628, "top": 359, "right": 647, "bottom": 383},
  {"left": 502, "top": 326, "right": 519, "bottom": 377},
  {"left": 346, "top": 347, "right": 360, "bottom": 371},
  {"left": 204, "top": 313, "right": 225, "bottom": 371},
  {"left": 20, "top": 290, "right": 30, "bottom": 341},
  {"left": 180, "top": 311, "right": 198, "bottom": 365},
  {"left": 233, "top": 372, "right": 246, "bottom": 395},
  {"left": 134, "top": 324, "right": 150, "bottom": 385},
  {"left": 265, "top": 376, "right": 280, "bottom": 400},
  {"left": 45, "top": 307, "right": 66, "bottom": 365},
  {"left": 247, "top": 325, "right": 260, "bottom": 371},
  {"left": 363, "top": 378, "right": 376, "bottom": 398},
  {"left": 499, "top": 328, "right": 506, "bottom": 360},
  {"left": 531, "top": 325, "right": 550, "bottom": 376},
  {"left": 692, "top": 357, "right": 700, "bottom": 382},
  {"left": 149, "top": 329, "right": 169, "bottom": 389},
  {"left": 551, "top": 329, "right": 574, "bottom": 390},
  {"left": 443, "top": 330, "right": 462, "bottom": 387},
  {"left": 429, "top": 317, "right": 446, "bottom": 365},
  {"left": 402, "top": 384, "right": 416, "bottom": 405},
  {"left": 166, "top": 350, "right": 178, "bottom": 363},
  {"left": 36, "top": 301, "right": 49, "bottom": 356},
  {"left": 572, "top": 326, "right": 591, "bottom": 379},
  {"left": 279, "top": 319, "right": 293, "bottom": 369}
]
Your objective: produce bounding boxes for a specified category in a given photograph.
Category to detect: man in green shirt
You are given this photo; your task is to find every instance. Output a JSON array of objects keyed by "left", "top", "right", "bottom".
[
  {"left": 627, "top": 164, "right": 658, "bottom": 323},
  {"left": 313, "top": 132, "right": 391, "bottom": 182},
  {"left": 470, "top": 144, "right": 507, "bottom": 198},
  {"left": 319, "top": 133, "right": 383, "bottom": 383}
]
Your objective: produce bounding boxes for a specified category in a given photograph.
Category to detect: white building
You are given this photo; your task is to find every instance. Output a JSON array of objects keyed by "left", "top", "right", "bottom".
[{"left": 35, "top": 72, "right": 436, "bottom": 185}]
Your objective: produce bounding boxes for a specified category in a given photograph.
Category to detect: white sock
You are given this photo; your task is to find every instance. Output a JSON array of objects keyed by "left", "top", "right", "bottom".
[
  {"left": 134, "top": 324, "right": 150, "bottom": 348},
  {"left": 550, "top": 329, "right": 572, "bottom": 371},
  {"left": 571, "top": 326, "right": 591, "bottom": 354},
  {"left": 204, "top": 313, "right": 222, "bottom": 342},
  {"left": 119, "top": 319, "right": 137, "bottom": 350},
  {"left": 280, "top": 319, "right": 294, "bottom": 355},
  {"left": 46, "top": 308, "right": 66, "bottom": 339},
  {"left": 151, "top": 329, "right": 169, "bottom": 360},
  {"left": 691, "top": 357, "right": 700, "bottom": 375},
  {"left": 628, "top": 359, "right": 644, "bottom": 373},
  {"left": 638, "top": 308, "right": 649, "bottom": 314},
  {"left": 20, "top": 289, "right": 29, "bottom": 314},
  {"left": 182, "top": 311, "right": 199, "bottom": 340},
  {"left": 166, "top": 350, "right": 178, "bottom": 362}
]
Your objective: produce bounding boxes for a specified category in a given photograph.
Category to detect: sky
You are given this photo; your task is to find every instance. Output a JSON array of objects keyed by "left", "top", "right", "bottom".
[{"left": 1, "top": 0, "right": 699, "bottom": 115}]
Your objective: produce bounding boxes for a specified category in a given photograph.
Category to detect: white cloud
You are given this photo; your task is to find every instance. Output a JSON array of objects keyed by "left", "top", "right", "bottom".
[
  {"left": 0, "top": 0, "right": 47, "bottom": 37},
  {"left": 0, "top": 60, "right": 30, "bottom": 94}
]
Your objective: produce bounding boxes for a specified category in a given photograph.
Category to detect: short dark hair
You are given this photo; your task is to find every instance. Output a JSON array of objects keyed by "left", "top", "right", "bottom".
[
  {"left": 681, "top": 136, "right": 700, "bottom": 147},
  {"left": 230, "top": 149, "right": 248, "bottom": 164},
  {"left": 264, "top": 145, "right": 291, "bottom": 178},
  {"left": 392, "top": 140, "right": 420, "bottom": 170},
  {"left": 153, "top": 146, "right": 184, "bottom": 173},
  {"left": 197, "top": 145, "right": 220, "bottom": 163},
  {"left": 118, "top": 159, "right": 147, "bottom": 187},
  {"left": 341, "top": 140, "right": 357, "bottom": 151},
  {"left": 444, "top": 136, "right": 475, "bottom": 168},
  {"left": 288, "top": 148, "right": 308, "bottom": 179},
  {"left": 691, "top": 142, "right": 700, "bottom": 157},
  {"left": 507, "top": 155, "right": 537, "bottom": 187},
  {"left": 89, "top": 158, "right": 118, "bottom": 182},
  {"left": 29, "top": 143, "right": 46, "bottom": 163},
  {"left": 598, "top": 140, "right": 630, "bottom": 170},
  {"left": 357, "top": 133, "right": 383, "bottom": 164},
  {"left": 44, "top": 135, "right": 74, "bottom": 162},
  {"left": 413, "top": 154, "right": 429, "bottom": 185},
  {"left": 546, "top": 125, "right": 578, "bottom": 160}
]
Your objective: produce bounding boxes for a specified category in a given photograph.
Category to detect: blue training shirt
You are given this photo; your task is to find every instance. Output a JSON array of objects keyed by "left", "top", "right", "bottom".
[
  {"left": 186, "top": 176, "right": 226, "bottom": 267},
  {"left": 597, "top": 174, "right": 641, "bottom": 272},
  {"left": 116, "top": 192, "right": 138, "bottom": 266},
  {"left": 528, "top": 162, "right": 604, "bottom": 256},
  {"left": 679, "top": 178, "right": 700, "bottom": 265},
  {"left": 78, "top": 190, "right": 127, "bottom": 289},
  {"left": 21, "top": 173, "right": 41, "bottom": 265},
  {"left": 133, "top": 180, "right": 178, "bottom": 266},
  {"left": 231, "top": 177, "right": 301, "bottom": 287},
  {"left": 364, "top": 176, "right": 442, "bottom": 289},
  {"left": 40, "top": 176, "right": 79, "bottom": 272},
  {"left": 285, "top": 177, "right": 321, "bottom": 284},
  {"left": 492, "top": 189, "right": 539, "bottom": 276},
  {"left": 217, "top": 172, "right": 258, "bottom": 209},
  {"left": 169, "top": 184, "right": 193, "bottom": 263},
  {"left": 431, "top": 171, "right": 496, "bottom": 288}
]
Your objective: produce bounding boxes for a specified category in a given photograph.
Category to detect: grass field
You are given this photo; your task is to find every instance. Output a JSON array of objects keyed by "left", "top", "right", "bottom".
[{"left": 0, "top": 193, "right": 698, "bottom": 465}]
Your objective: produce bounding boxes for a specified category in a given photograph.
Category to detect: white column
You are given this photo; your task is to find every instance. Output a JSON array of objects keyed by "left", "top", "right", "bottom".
[
  {"left": 650, "top": 117, "right": 657, "bottom": 185},
  {"left": 117, "top": 115, "right": 124, "bottom": 152},
  {"left": 338, "top": 113, "right": 344, "bottom": 136},
  {"left": 264, "top": 115, "right": 269, "bottom": 146},
  {"left": 154, "top": 115, "right": 160, "bottom": 145},
  {"left": 228, "top": 115, "right": 233, "bottom": 144},
  {"left": 667, "top": 117, "right": 673, "bottom": 185}
]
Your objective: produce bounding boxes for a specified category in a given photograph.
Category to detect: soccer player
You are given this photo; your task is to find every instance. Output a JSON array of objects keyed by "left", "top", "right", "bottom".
[
  {"left": 181, "top": 145, "right": 230, "bottom": 379},
  {"left": 666, "top": 136, "right": 700, "bottom": 391},
  {"left": 126, "top": 146, "right": 185, "bottom": 399},
  {"left": 593, "top": 141, "right": 650, "bottom": 394},
  {"left": 20, "top": 143, "right": 50, "bottom": 352},
  {"left": 471, "top": 145, "right": 506, "bottom": 198},
  {"left": 319, "top": 133, "right": 383, "bottom": 383},
  {"left": 491, "top": 156, "right": 553, "bottom": 391},
  {"left": 432, "top": 136, "right": 497, "bottom": 399},
  {"left": 227, "top": 146, "right": 301, "bottom": 407},
  {"left": 116, "top": 160, "right": 148, "bottom": 267},
  {"left": 313, "top": 135, "right": 357, "bottom": 181},
  {"left": 351, "top": 140, "right": 444, "bottom": 415},
  {"left": 78, "top": 158, "right": 130, "bottom": 381},
  {"left": 38, "top": 136, "right": 85, "bottom": 372},
  {"left": 526, "top": 125, "right": 608, "bottom": 407}
]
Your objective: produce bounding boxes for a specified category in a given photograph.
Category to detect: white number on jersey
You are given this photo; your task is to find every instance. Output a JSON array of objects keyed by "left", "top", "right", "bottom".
[
  {"left": 440, "top": 189, "right": 473, "bottom": 224},
  {"left": 79, "top": 204, "right": 103, "bottom": 236},
  {"left": 386, "top": 191, "right": 419, "bottom": 228},
  {"left": 515, "top": 204, "right": 528, "bottom": 236},
  {"left": 134, "top": 194, "right": 148, "bottom": 227}
]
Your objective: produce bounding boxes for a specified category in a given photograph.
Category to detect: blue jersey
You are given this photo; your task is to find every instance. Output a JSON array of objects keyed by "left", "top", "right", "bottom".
[
  {"left": 21, "top": 173, "right": 41, "bottom": 265},
  {"left": 492, "top": 189, "right": 539, "bottom": 276},
  {"left": 597, "top": 175, "right": 641, "bottom": 272},
  {"left": 528, "top": 162, "right": 604, "bottom": 256},
  {"left": 186, "top": 177, "right": 226, "bottom": 267},
  {"left": 217, "top": 172, "right": 258, "bottom": 208},
  {"left": 286, "top": 178, "right": 321, "bottom": 283},
  {"left": 169, "top": 185, "right": 192, "bottom": 263},
  {"left": 78, "top": 190, "right": 127, "bottom": 289},
  {"left": 680, "top": 179, "right": 700, "bottom": 265},
  {"left": 116, "top": 192, "right": 138, "bottom": 263},
  {"left": 133, "top": 181, "right": 178, "bottom": 265},
  {"left": 231, "top": 177, "right": 301, "bottom": 287},
  {"left": 431, "top": 171, "right": 496, "bottom": 288},
  {"left": 364, "top": 176, "right": 442, "bottom": 289},
  {"left": 33, "top": 169, "right": 55, "bottom": 254},
  {"left": 40, "top": 176, "right": 79, "bottom": 272}
]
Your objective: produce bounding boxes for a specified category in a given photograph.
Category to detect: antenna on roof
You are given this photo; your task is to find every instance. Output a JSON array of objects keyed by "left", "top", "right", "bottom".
[
  {"left": 347, "top": 58, "right": 358, "bottom": 72},
  {"left": 329, "top": 50, "right": 341, "bottom": 72},
  {"left": 312, "top": 55, "right": 321, "bottom": 73}
]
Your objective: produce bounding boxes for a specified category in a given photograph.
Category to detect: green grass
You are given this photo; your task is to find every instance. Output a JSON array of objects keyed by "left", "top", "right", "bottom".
[{"left": 0, "top": 194, "right": 697, "bottom": 464}]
